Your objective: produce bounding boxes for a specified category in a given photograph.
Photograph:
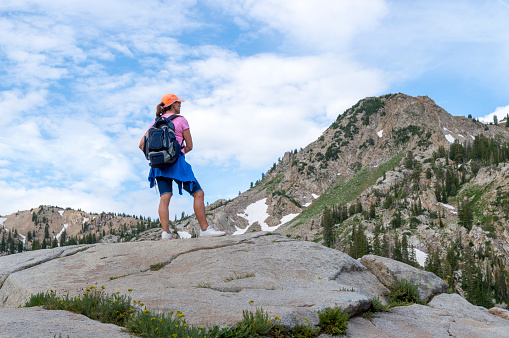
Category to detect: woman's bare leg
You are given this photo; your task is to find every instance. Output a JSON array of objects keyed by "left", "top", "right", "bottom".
[
  {"left": 192, "top": 190, "right": 209, "bottom": 230},
  {"left": 159, "top": 193, "right": 172, "bottom": 233}
]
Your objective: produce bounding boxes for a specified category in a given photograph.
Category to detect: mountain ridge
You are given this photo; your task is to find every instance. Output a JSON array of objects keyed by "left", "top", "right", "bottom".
[{"left": 2, "top": 93, "right": 509, "bottom": 309}]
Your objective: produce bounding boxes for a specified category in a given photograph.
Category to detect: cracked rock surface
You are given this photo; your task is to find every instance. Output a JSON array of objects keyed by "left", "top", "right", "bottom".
[
  {"left": 0, "top": 232, "right": 387, "bottom": 328},
  {"left": 346, "top": 294, "right": 509, "bottom": 337},
  {"left": 1, "top": 233, "right": 508, "bottom": 337},
  {"left": 0, "top": 307, "right": 132, "bottom": 338}
]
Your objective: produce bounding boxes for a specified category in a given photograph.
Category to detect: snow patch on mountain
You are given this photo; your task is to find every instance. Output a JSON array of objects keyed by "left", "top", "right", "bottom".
[
  {"left": 54, "top": 224, "right": 69, "bottom": 240},
  {"left": 414, "top": 248, "right": 428, "bottom": 267},
  {"left": 280, "top": 213, "right": 300, "bottom": 225},
  {"left": 445, "top": 134, "right": 455, "bottom": 143},
  {"left": 237, "top": 198, "right": 281, "bottom": 232}
]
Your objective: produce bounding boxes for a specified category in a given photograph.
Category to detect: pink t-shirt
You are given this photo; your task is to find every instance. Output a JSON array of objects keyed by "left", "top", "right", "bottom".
[{"left": 148, "top": 113, "right": 190, "bottom": 153}]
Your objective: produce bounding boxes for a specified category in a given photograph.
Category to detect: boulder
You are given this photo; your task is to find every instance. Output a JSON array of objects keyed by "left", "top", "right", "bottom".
[
  {"left": 0, "top": 307, "right": 131, "bottom": 338},
  {"left": 0, "top": 233, "right": 389, "bottom": 328},
  {"left": 360, "top": 254, "right": 447, "bottom": 301},
  {"left": 0, "top": 245, "right": 92, "bottom": 288},
  {"left": 345, "top": 294, "right": 509, "bottom": 337}
]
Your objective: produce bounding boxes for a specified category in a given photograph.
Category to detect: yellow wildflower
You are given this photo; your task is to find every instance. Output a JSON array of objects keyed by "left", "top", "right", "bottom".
[
  {"left": 116, "top": 291, "right": 120, "bottom": 294},
  {"left": 114, "top": 299, "right": 118, "bottom": 303},
  {"left": 143, "top": 309, "right": 149, "bottom": 314},
  {"left": 249, "top": 300, "right": 254, "bottom": 304},
  {"left": 274, "top": 316, "right": 281, "bottom": 321},
  {"left": 151, "top": 318, "right": 156, "bottom": 321},
  {"left": 90, "top": 286, "right": 95, "bottom": 289},
  {"left": 128, "top": 289, "right": 132, "bottom": 292},
  {"left": 101, "top": 285, "right": 105, "bottom": 289}
]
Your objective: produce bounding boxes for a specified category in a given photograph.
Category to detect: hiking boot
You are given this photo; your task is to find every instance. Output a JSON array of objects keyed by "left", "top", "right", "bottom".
[
  {"left": 161, "top": 231, "right": 172, "bottom": 240},
  {"left": 200, "top": 226, "right": 226, "bottom": 237}
]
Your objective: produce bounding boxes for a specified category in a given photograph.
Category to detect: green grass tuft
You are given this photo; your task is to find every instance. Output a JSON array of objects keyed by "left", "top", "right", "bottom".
[
  {"left": 389, "top": 279, "right": 425, "bottom": 307},
  {"left": 26, "top": 288, "right": 351, "bottom": 337},
  {"left": 317, "top": 306, "right": 349, "bottom": 336}
]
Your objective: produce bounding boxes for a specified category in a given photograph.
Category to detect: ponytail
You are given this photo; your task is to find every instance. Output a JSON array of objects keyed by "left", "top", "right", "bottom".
[{"left": 156, "top": 102, "right": 164, "bottom": 117}]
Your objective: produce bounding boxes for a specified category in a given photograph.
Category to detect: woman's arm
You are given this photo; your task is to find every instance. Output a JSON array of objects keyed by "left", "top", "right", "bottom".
[
  {"left": 139, "top": 131, "right": 148, "bottom": 151},
  {"left": 182, "top": 128, "right": 193, "bottom": 153}
]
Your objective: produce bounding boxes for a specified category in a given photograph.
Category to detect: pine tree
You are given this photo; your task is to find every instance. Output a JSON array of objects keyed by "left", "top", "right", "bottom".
[
  {"left": 32, "top": 239, "right": 41, "bottom": 250},
  {"left": 381, "top": 233, "right": 390, "bottom": 258},
  {"left": 372, "top": 224, "right": 382, "bottom": 256},
  {"left": 391, "top": 210, "right": 402, "bottom": 229},
  {"left": 369, "top": 203, "right": 376, "bottom": 219},
  {"left": 401, "top": 234, "right": 409, "bottom": 263},
  {"left": 458, "top": 198, "right": 473, "bottom": 230},
  {"left": 321, "top": 207, "right": 335, "bottom": 248},
  {"left": 59, "top": 231, "right": 66, "bottom": 247},
  {"left": 408, "top": 244, "right": 417, "bottom": 267},
  {"left": 349, "top": 224, "right": 369, "bottom": 259}
]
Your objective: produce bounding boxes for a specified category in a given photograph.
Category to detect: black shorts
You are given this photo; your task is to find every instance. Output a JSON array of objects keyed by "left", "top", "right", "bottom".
[{"left": 155, "top": 177, "right": 202, "bottom": 196}]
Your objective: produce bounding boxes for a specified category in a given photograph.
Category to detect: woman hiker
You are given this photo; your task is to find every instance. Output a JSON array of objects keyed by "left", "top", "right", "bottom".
[{"left": 139, "top": 94, "right": 226, "bottom": 239}]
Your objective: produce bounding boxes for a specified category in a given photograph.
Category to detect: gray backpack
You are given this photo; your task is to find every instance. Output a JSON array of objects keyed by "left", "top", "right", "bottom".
[{"left": 144, "top": 115, "right": 182, "bottom": 168}]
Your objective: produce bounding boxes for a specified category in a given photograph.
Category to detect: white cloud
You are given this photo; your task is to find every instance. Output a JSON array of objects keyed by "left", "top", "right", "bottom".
[
  {"left": 478, "top": 105, "right": 509, "bottom": 124},
  {"left": 211, "top": 0, "right": 388, "bottom": 52},
  {"left": 179, "top": 52, "right": 387, "bottom": 168}
]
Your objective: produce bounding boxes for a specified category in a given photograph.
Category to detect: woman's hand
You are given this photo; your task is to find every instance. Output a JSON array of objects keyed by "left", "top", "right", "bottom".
[{"left": 182, "top": 128, "right": 193, "bottom": 153}]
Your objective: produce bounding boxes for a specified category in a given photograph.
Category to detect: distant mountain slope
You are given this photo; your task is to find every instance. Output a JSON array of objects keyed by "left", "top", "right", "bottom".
[
  {"left": 173, "top": 93, "right": 509, "bottom": 308},
  {"left": 177, "top": 94, "right": 509, "bottom": 236},
  {"left": 0, "top": 206, "right": 153, "bottom": 253}
]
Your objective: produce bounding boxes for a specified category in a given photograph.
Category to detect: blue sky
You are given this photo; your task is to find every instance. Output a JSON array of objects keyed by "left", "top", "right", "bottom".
[{"left": 1, "top": 0, "right": 509, "bottom": 220}]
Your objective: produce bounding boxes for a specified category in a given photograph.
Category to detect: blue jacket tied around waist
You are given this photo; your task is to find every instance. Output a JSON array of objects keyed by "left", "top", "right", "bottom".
[{"left": 148, "top": 154, "right": 197, "bottom": 195}]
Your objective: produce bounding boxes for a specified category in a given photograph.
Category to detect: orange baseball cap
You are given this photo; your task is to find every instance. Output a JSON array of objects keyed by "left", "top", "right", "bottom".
[{"left": 161, "top": 94, "right": 185, "bottom": 106}]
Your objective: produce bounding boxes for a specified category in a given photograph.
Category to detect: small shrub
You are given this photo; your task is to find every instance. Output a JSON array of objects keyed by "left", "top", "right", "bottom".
[
  {"left": 371, "top": 297, "right": 391, "bottom": 313},
  {"left": 389, "top": 279, "right": 425, "bottom": 307},
  {"left": 234, "top": 308, "right": 273, "bottom": 337},
  {"left": 317, "top": 306, "right": 349, "bottom": 336},
  {"left": 290, "top": 322, "right": 320, "bottom": 337}
]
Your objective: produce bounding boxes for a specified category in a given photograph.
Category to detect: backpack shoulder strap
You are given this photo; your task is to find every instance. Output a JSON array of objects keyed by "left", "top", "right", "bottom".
[{"left": 167, "top": 114, "right": 182, "bottom": 121}]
